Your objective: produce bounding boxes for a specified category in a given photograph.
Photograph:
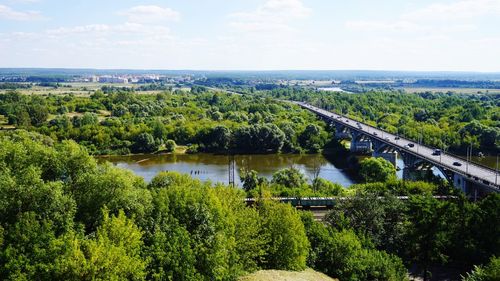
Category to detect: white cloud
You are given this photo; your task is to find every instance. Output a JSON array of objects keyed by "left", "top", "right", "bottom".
[
  {"left": 118, "top": 5, "right": 180, "bottom": 23},
  {"left": 345, "top": 0, "right": 493, "bottom": 33},
  {"left": 403, "top": 0, "right": 500, "bottom": 21},
  {"left": 229, "top": 0, "right": 311, "bottom": 33},
  {"left": 0, "top": 4, "right": 44, "bottom": 20}
]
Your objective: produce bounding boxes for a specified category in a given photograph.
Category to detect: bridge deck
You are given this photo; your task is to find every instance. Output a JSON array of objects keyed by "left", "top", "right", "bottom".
[{"left": 295, "top": 101, "right": 499, "bottom": 192}]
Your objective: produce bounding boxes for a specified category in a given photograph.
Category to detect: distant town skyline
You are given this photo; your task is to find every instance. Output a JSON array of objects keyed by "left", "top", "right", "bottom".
[{"left": 1, "top": 0, "right": 500, "bottom": 71}]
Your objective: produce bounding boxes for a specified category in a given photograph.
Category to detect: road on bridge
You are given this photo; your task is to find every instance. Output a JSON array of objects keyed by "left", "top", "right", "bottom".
[{"left": 296, "top": 101, "right": 499, "bottom": 192}]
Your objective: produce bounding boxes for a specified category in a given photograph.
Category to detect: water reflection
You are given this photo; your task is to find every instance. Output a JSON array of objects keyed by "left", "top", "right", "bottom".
[{"left": 98, "top": 153, "right": 357, "bottom": 187}]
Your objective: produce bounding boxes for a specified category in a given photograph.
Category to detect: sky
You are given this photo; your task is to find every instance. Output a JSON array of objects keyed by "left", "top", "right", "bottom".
[{"left": 1, "top": 0, "right": 500, "bottom": 71}]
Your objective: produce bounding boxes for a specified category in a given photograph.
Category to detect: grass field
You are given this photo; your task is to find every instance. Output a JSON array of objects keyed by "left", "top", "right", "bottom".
[
  {"left": 239, "top": 269, "right": 337, "bottom": 281},
  {"left": 0, "top": 82, "right": 189, "bottom": 96}
]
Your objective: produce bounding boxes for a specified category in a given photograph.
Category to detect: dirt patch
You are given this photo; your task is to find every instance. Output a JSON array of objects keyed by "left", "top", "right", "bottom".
[{"left": 239, "top": 269, "right": 337, "bottom": 281}]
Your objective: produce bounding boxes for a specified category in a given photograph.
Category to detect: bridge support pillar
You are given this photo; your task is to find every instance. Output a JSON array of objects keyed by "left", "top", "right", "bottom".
[
  {"left": 334, "top": 123, "right": 350, "bottom": 139},
  {"left": 371, "top": 138, "right": 397, "bottom": 167},
  {"left": 453, "top": 173, "right": 468, "bottom": 194},
  {"left": 350, "top": 131, "right": 372, "bottom": 152},
  {"left": 373, "top": 151, "right": 398, "bottom": 167}
]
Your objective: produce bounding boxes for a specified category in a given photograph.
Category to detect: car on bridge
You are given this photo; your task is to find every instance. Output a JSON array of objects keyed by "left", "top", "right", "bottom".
[
  {"left": 432, "top": 149, "right": 442, "bottom": 156},
  {"left": 407, "top": 143, "right": 415, "bottom": 148},
  {"left": 453, "top": 161, "right": 462, "bottom": 166},
  {"left": 395, "top": 136, "right": 400, "bottom": 140}
]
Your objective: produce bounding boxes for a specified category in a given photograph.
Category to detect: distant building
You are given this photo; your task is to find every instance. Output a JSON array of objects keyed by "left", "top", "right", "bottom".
[{"left": 98, "top": 76, "right": 129, "bottom": 84}]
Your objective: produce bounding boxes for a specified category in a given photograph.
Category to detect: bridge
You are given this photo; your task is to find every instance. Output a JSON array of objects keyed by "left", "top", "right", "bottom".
[{"left": 295, "top": 101, "right": 500, "bottom": 195}]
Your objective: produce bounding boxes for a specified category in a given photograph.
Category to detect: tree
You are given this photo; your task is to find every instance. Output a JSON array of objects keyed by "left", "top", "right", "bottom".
[
  {"left": 469, "top": 194, "right": 500, "bottom": 265},
  {"left": 259, "top": 201, "right": 309, "bottom": 270},
  {"left": 462, "top": 256, "right": 500, "bottom": 281},
  {"left": 133, "top": 132, "right": 159, "bottom": 153},
  {"left": 233, "top": 124, "right": 285, "bottom": 153},
  {"left": 301, "top": 213, "right": 408, "bottom": 281},
  {"left": 359, "top": 157, "right": 396, "bottom": 183},
  {"left": 165, "top": 139, "right": 176, "bottom": 153},
  {"left": 312, "top": 178, "right": 344, "bottom": 196},
  {"left": 55, "top": 210, "right": 147, "bottom": 280},
  {"left": 240, "top": 169, "right": 266, "bottom": 193},
  {"left": 271, "top": 167, "right": 307, "bottom": 189},
  {"left": 203, "top": 125, "right": 232, "bottom": 151},
  {"left": 325, "top": 192, "right": 408, "bottom": 254},
  {"left": 152, "top": 118, "right": 168, "bottom": 141},
  {"left": 299, "top": 124, "right": 326, "bottom": 153},
  {"left": 404, "top": 195, "right": 454, "bottom": 281},
  {"left": 71, "top": 163, "right": 152, "bottom": 232},
  {"left": 80, "top": 112, "right": 99, "bottom": 126},
  {"left": 28, "top": 104, "right": 49, "bottom": 126}
]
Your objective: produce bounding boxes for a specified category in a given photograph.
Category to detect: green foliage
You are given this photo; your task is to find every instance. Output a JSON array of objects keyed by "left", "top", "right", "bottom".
[
  {"left": 404, "top": 195, "right": 455, "bottom": 278},
  {"left": 299, "top": 124, "right": 328, "bottom": 153},
  {"left": 71, "top": 163, "right": 152, "bottom": 231},
  {"left": 55, "top": 210, "right": 147, "bottom": 280},
  {"left": 359, "top": 157, "right": 396, "bottom": 183},
  {"left": 325, "top": 192, "right": 408, "bottom": 254},
  {"left": 165, "top": 139, "right": 176, "bottom": 152},
  {"left": 301, "top": 213, "right": 408, "bottom": 281},
  {"left": 233, "top": 123, "right": 286, "bottom": 153},
  {"left": 143, "top": 171, "right": 274, "bottom": 280},
  {"left": 271, "top": 167, "right": 307, "bottom": 189},
  {"left": 462, "top": 256, "right": 500, "bottom": 281},
  {"left": 0, "top": 89, "right": 331, "bottom": 155},
  {"left": 351, "top": 180, "right": 438, "bottom": 195},
  {"left": 133, "top": 132, "right": 159, "bottom": 153},
  {"left": 0, "top": 130, "right": 498, "bottom": 281},
  {"left": 259, "top": 200, "right": 309, "bottom": 271},
  {"left": 240, "top": 169, "right": 267, "bottom": 193},
  {"left": 312, "top": 178, "right": 345, "bottom": 196}
]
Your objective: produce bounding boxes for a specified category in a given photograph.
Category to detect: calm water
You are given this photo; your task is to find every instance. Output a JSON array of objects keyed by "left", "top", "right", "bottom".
[
  {"left": 96, "top": 153, "right": 497, "bottom": 188},
  {"left": 98, "top": 153, "right": 357, "bottom": 187}
]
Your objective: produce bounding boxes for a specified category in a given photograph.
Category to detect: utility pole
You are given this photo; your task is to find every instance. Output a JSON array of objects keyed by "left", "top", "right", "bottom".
[
  {"left": 466, "top": 146, "right": 469, "bottom": 173},
  {"left": 228, "top": 154, "right": 235, "bottom": 187},
  {"left": 466, "top": 143, "right": 472, "bottom": 173},
  {"left": 496, "top": 154, "right": 499, "bottom": 186}
]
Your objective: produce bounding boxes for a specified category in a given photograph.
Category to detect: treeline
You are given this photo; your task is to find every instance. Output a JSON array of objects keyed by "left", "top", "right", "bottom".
[
  {"left": 0, "top": 131, "right": 498, "bottom": 280},
  {"left": 267, "top": 88, "right": 500, "bottom": 154},
  {"left": 411, "top": 79, "right": 500, "bottom": 89},
  {"left": 0, "top": 90, "right": 330, "bottom": 155},
  {"left": 0, "top": 83, "right": 32, "bottom": 90}
]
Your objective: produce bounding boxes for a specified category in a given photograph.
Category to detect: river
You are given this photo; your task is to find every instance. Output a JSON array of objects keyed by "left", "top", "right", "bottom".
[
  {"left": 97, "top": 153, "right": 498, "bottom": 188},
  {"left": 98, "top": 153, "right": 357, "bottom": 187}
]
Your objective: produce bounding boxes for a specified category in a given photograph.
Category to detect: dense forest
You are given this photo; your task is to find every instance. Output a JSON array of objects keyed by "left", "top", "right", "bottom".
[
  {"left": 0, "top": 90, "right": 329, "bottom": 155},
  {"left": 268, "top": 88, "right": 500, "bottom": 154},
  {"left": 0, "top": 131, "right": 498, "bottom": 280},
  {"left": 1, "top": 87, "right": 499, "bottom": 157}
]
